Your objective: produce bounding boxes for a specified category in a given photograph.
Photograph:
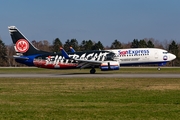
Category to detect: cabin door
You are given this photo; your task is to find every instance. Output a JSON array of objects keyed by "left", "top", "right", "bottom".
[{"left": 154, "top": 50, "right": 159, "bottom": 59}]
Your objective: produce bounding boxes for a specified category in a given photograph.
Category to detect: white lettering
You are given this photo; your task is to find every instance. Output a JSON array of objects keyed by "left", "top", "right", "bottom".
[
  {"left": 86, "top": 53, "right": 94, "bottom": 60},
  {"left": 80, "top": 53, "right": 86, "bottom": 59}
]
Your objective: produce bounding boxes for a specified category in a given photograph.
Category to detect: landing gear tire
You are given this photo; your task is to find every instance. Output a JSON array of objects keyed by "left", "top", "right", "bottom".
[
  {"left": 158, "top": 66, "right": 161, "bottom": 71},
  {"left": 90, "top": 68, "right": 96, "bottom": 74}
]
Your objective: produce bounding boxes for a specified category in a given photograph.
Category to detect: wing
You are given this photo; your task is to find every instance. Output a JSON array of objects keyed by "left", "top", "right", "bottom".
[
  {"left": 74, "top": 58, "right": 103, "bottom": 68},
  {"left": 60, "top": 47, "right": 103, "bottom": 68}
]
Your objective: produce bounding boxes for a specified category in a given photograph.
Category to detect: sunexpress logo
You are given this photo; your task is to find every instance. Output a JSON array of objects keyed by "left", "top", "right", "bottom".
[
  {"left": 163, "top": 55, "right": 168, "bottom": 60},
  {"left": 118, "top": 49, "right": 149, "bottom": 55}
]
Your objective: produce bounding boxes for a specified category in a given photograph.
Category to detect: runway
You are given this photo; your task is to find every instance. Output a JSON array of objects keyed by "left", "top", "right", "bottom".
[{"left": 1, "top": 73, "right": 180, "bottom": 78}]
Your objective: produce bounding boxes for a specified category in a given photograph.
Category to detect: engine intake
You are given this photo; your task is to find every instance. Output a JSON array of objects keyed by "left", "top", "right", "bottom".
[{"left": 100, "top": 61, "right": 120, "bottom": 71}]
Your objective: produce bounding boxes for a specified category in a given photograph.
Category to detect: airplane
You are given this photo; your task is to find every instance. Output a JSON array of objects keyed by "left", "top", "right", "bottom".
[{"left": 8, "top": 26, "right": 176, "bottom": 73}]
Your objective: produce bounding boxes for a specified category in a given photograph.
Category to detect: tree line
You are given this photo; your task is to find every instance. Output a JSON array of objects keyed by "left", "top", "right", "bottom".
[{"left": 0, "top": 37, "right": 179, "bottom": 66}]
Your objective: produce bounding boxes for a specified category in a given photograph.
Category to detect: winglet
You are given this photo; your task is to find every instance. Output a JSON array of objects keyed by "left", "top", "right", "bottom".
[
  {"left": 60, "top": 47, "right": 70, "bottom": 59},
  {"left": 70, "top": 47, "right": 75, "bottom": 53}
]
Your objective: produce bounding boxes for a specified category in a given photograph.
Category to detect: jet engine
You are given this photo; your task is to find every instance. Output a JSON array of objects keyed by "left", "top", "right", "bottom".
[{"left": 100, "top": 61, "right": 120, "bottom": 71}]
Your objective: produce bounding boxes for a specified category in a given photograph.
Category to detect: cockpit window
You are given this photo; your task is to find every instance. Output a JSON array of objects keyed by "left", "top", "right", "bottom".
[
  {"left": 163, "top": 52, "right": 168, "bottom": 54},
  {"left": 105, "top": 52, "right": 115, "bottom": 61}
]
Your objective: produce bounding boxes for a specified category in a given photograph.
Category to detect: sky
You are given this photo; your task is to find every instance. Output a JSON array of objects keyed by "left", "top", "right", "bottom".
[{"left": 1, "top": 0, "right": 180, "bottom": 46}]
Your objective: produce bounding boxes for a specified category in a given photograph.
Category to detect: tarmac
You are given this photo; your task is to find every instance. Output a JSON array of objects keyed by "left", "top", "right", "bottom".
[{"left": 1, "top": 73, "right": 180, "bottom": 78}]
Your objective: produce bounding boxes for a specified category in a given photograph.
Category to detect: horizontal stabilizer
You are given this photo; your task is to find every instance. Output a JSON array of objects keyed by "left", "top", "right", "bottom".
[{"left": 13, "top": 55, "right": 29, "bottom": 60}]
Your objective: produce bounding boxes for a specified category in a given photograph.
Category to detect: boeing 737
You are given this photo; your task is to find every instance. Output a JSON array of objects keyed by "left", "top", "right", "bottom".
[{"left": 8, "top": 26, "right": 176, "bottom": 74}]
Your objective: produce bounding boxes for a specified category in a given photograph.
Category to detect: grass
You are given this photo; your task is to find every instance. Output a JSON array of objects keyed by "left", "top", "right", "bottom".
[{"left": 0, "top": 77, "right": 180, "bottom": 119}]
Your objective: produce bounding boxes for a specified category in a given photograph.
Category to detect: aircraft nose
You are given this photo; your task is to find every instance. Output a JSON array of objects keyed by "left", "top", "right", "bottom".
[{"left": 169, "top": 53, "right": 176, "bottom": 60}]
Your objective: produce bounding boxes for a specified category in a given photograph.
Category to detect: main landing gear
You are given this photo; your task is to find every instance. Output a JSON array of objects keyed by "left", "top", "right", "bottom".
[{"left": 90, "top": 67, "right": 96, "bottom": 74}]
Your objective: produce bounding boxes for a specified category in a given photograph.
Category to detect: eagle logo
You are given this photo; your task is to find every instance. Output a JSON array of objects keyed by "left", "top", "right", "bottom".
[{"left": 15, "top": 39, "right": 29, "bottom": 53}]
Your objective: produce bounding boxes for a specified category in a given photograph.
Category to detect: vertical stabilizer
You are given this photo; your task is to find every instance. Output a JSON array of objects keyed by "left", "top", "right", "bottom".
[{"left": 8, "top": 26, "right": 47, "bottom": 56}]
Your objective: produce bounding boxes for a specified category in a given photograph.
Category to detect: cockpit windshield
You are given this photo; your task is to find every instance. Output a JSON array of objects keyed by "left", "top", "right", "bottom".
[
  {"left": 163, "top": 52, "right": 168, "bottom": 54},
  {"left": 105, "top": 52, "right": 115, "bottom": 61}
]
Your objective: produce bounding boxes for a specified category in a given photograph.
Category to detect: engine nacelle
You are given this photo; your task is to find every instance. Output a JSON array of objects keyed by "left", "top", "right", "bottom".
[{"left": 100, "top": 61, "right": 120, "bottom": 71}]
